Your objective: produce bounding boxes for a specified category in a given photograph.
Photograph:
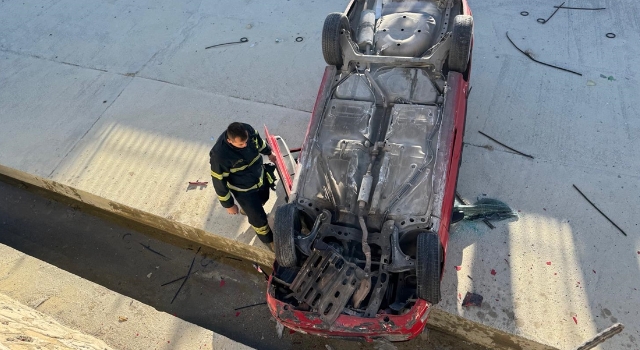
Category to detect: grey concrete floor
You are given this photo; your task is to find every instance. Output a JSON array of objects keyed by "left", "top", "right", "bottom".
[{"left": 1, "top": 0, "right": 639, "bottom": 348}]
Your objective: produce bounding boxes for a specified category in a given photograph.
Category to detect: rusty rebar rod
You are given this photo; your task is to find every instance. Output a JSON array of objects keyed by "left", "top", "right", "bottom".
[
  {"left": 573, "top": 185, "right": 627, "bottom": 236},
  {"left": 478, "top": 131, "right": 534, "bottom": 159},
  {"left": 170, "top": 247, "right": 201, "bottom": 304}
]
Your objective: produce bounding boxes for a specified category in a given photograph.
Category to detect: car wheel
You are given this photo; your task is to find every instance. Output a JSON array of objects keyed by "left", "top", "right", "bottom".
[
  {"left": 448, "top": 15, "right": 473, "bottom": 73},
  {"left": 416, "top": 232, "right": 441, "bottom": 304},
  {"left": 322, "top": 12, "right": 350, "bottom": 67},
  {"left": 274, "top": 203, "right": 300, "bottom": 267}
]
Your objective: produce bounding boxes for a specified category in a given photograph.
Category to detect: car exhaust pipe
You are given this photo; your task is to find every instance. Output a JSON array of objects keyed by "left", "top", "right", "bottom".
[{"left": 353, "top": 215, "right": 372, "bottom": 309}]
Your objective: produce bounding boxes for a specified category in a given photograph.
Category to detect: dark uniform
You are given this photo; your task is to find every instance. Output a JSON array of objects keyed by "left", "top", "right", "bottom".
[{"left": 209, "top": 123, "right": 275, "bottom": 244}]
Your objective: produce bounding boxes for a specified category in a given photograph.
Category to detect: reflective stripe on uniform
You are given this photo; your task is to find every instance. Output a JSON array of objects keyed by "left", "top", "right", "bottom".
[
  {"left": 211, "top": 170, "right": 229, "bottom": 180},
  {"left": 253, "top": 223, "right": 271, "bottom": 235},
  {"left": 217, "top": 192, "right": 231, "bottom": 202},
  {"left": 258, "top": 138, "right": 267, "bottom": 152},
  {"left": 266, "top": 171, "right": 274, "bottom": 184},
  {"left": 227, "top": 168, "right": 264, "bottom": 192},
  {"left": 229, "top": 154, "right": 261, "bottom": 173}
]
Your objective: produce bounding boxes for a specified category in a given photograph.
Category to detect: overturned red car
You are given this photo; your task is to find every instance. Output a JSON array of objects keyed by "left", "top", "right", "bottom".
[{"left": 265, "top": 0, "right": 473, "bottom": 342}]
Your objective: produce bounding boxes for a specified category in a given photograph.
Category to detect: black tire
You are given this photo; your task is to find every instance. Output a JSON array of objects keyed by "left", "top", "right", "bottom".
[
  {"left": 322, "top": 12, "right": 350, "bottom": 67},
  {"left": 448, "top": 15, "right": 473, "bottom": 73},
  {"left": 416, "top": 232, "right": 441, "bottom": 304},
  {"left": 274, "top": 203, "right": 300, "bottom": 267}
]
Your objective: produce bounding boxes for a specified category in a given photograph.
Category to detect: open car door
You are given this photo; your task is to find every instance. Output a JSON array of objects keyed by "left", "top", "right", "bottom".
[{"left": 264, "top": 126, "right": 297, "bottom": 201}]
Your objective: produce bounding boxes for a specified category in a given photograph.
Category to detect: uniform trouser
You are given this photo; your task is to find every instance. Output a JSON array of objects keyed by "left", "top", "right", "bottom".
[{"left": 232, "top": 185, "right": 273, "bottom": 244}]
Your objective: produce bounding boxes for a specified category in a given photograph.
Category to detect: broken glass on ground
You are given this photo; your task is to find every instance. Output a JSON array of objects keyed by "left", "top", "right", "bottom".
[
  {"left": 453, "top": 198, "right": 518, "bottom": 222},
  {"left": 462, "top": 292, "right": 483, "bottom": 307}
]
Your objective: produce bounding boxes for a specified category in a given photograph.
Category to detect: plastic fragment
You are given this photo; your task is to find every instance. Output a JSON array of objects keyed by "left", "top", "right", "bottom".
[
  {"left": 586, "top": 80, "right": 596, "bottom": 86},
  {"left": 573, "top": 316, "right": 578, "bottom": 324},
  {"left": 546, "top": 261, "right": 552, "bottom": 265},
  {"left": 276, "top": 322, "right": 284, "bottom": 339},
  {"left": 490, "top": 269, "right": 496, "bottom": 275},
  {"left": 455, "top": 266, "right": 462, "bottom": 271}
]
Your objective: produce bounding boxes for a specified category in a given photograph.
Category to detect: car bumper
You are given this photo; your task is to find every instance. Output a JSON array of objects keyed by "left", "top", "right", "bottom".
[{"left": 266, "top": 282, "right": 431, "bottom": 342}]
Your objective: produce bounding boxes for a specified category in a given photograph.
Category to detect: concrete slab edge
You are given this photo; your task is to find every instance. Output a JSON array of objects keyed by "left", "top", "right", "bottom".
[
  {"left": 0, "top": 164, "right": 274, "bottom": 267},
  {"left": 0, "top": 164, "right": 558, "bottom": 350}
]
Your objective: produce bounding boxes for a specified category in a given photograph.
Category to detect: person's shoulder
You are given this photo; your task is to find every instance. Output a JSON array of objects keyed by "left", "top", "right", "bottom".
[{"left": 209, "top": 132, "right": 227, "bottom": 160}]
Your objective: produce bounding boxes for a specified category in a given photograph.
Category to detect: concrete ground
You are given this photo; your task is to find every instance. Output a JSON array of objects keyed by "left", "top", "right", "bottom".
[
  {"left": 0, "top": 0, "right": 638, "bottom": 349},
  {"left": 0, "top": 248, "right": 251, "bottom": 350}
]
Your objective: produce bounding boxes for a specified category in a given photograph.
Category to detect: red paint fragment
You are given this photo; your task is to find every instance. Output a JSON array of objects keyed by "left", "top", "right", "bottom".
[
  {"left": 593, "top": 270, "right": 596, "bottom": 274},
  {"left": 546, "top": 261, "right": 551, "bottom": 265},
  {"left": 455, "top": 266, "right": 462, "bottom": 271},
  {"left": 490, "top": 269, "right": 497, "bottom": 276},
  {"left": 235, "top": 311, "right": 240, "bottom": 317},
  {"left": 572, "top": 316, "right": 578, "bottom": 324},
  {"left": 220, "top": 279, "right": 226, "bottom": 287},
  {"left": 289, "top": 330, "right": 296, "bottom": 334}
]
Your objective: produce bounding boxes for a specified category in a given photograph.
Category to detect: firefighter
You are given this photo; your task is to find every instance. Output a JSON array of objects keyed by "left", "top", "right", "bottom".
[{"left": 209, "top": 122, "right": 277, "bottom": 251}]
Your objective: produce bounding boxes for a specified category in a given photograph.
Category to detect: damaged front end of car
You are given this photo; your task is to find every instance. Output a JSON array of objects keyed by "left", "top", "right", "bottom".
[{"left": 267, "top": 209, "right": 435, "bottom": 341}]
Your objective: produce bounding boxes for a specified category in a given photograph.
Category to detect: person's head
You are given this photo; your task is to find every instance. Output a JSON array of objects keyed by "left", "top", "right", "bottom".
[{"left": 226, "top": 122, "right": 249, "bottom": 148}]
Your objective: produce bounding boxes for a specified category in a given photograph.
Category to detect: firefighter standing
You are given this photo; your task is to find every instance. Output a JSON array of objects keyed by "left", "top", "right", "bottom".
[{"left": 209, "top": 122, "right": 277, "bottom": 250}]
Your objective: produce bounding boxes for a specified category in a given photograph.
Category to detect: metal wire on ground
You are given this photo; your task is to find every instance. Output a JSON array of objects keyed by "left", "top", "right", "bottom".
[{"left": 505, "top": 31, "right": 582, "bottom": 76}]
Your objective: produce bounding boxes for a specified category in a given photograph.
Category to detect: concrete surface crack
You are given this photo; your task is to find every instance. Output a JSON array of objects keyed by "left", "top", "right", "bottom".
[
  {"left": 136, "top": 1, "right": 204, "bottom": 75},
  {"left": 0, "top": 48, "right": 109, "bottom": 74},
  {"left": 47, "top": 78, "right": 134, "bottom": 178},
  {"left": 132, "top": 74, "right": 313, "bottom": 113},
  {"left": 31, "top": 296, "right": 51, "bottom": 309}
]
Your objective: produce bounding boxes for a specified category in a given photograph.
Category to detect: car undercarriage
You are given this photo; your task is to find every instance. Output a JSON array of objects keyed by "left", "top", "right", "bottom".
[{"left": 267, "top": 0, "right": 473, "bottom": 340}]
